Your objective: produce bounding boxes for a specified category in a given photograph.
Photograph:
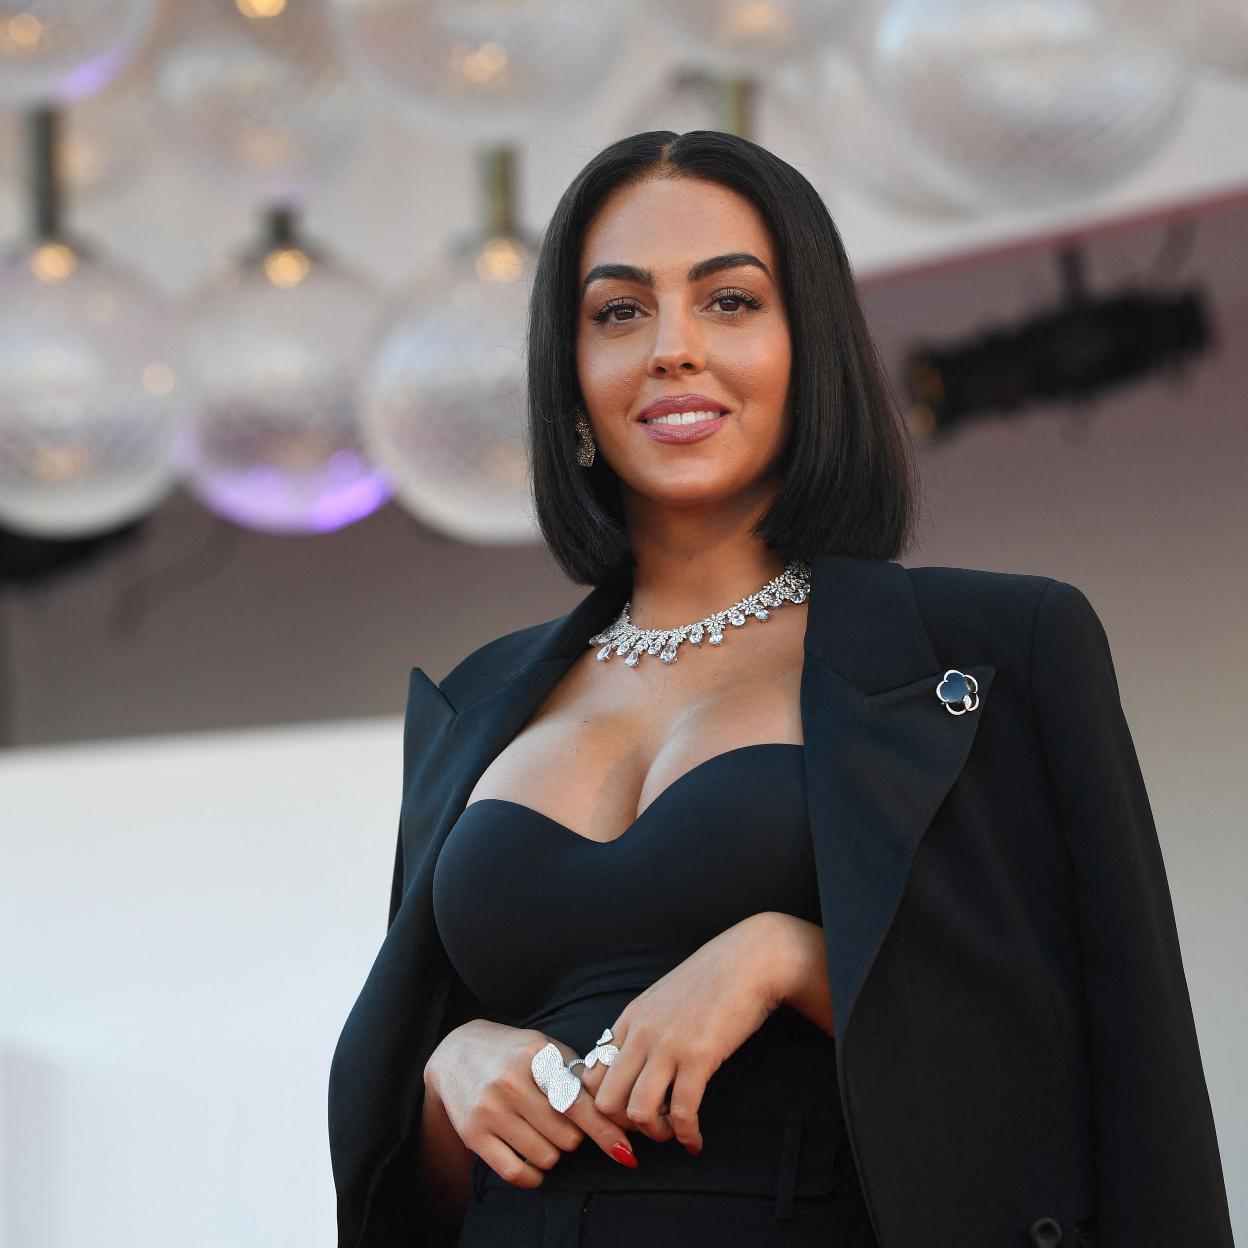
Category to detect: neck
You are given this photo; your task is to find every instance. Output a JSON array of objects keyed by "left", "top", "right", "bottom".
[{"left": 621, "top": 485, "right": 790, "bottom": 628}]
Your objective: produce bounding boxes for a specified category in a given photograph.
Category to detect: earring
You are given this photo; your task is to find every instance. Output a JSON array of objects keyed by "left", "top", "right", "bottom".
[{"left": 574, "top": 405, "right": 596, "bottom": 468}]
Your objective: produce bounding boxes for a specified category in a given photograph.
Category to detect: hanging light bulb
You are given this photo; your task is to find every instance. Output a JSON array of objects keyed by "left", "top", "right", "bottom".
[
  {"left": 0, "top": 109, "right": 183, "bottom": 538},
  {"left": 156, "top": 0, "right": 360, "bottom": 205},
  {"left": 359, "top": 146, "right": 538, "bottom": 544},
  {"left": 179, "top": 206, "right": 388, "bottom": 535}
]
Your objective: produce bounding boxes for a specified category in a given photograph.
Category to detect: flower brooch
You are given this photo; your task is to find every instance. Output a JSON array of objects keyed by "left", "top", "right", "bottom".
[{"left": 937, "top": 668, "right": 980, "bottom": 716}]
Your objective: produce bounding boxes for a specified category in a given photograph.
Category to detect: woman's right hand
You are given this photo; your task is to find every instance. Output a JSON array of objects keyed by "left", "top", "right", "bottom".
[{"left": 424, "top": 1019, "right": 639, "bottom": 1188}]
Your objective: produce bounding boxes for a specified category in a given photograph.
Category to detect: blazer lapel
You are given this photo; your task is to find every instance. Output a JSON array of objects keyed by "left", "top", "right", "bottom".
[{"left": 800, "top": 554, "right": 995, "bottom": 1060}]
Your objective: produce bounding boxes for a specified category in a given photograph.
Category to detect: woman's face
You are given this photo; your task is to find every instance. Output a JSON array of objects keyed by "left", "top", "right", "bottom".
[{"left": 575, "top": 174, "right": 793, "bottom": 514}]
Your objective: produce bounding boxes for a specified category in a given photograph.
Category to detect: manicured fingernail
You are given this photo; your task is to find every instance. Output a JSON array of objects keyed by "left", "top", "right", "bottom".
[
  {"left": 685, "top": 1142, "right": 702, "bottom": 1157},
  {"left": 610, "top": 1141, "right": 638, "bottom": 1169}
]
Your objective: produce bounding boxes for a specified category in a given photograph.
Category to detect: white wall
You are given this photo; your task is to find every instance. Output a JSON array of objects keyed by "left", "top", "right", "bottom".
[{"left": 1, "top": 718, "right": 400, "bottom": 1247}]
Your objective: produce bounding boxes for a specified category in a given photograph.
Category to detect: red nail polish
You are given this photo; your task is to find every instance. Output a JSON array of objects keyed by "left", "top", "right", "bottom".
[
  {"left": 685, "top": 1142, "right": 702, "bottom": 1157},
  {"left": 610, "top": 1141, "right": 638, "bottom": 1169}
]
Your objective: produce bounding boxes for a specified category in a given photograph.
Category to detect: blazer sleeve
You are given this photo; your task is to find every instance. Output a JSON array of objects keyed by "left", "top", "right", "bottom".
[{"left": 1030, "top": 579, "right": 1233, "bottom": 1245}]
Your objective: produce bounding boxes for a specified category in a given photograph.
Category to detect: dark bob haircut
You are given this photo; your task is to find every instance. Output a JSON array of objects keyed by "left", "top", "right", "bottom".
[{"left": 526, "top": 129, "right": 920, "bottom": 587}]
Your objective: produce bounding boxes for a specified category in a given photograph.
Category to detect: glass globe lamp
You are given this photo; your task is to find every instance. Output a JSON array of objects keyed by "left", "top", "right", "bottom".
[
  {"left": 179, "top": 230, "right": 388, "bottom": 535},
  {"left": 156, "top": 2, "right": 359, "bottom": 204},
  {"left": 0, "top": 240, "right": 184, "bottom": 537},
  {"left": 358, "top": 236, "right": 539, "bottom": 544},
  {"left": 852, "top": 0, "right": 1192, "bottom": 209}
]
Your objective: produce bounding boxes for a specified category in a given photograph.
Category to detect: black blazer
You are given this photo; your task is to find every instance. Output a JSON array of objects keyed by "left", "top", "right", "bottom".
[{"left": 328, "top": 553, "right": 1233, "bottom": 1248}]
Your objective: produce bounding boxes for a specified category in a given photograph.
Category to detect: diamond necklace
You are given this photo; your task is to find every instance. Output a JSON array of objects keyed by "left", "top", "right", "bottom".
[{"left": 588, "top": 557, "right": 811, "bottom": 669}]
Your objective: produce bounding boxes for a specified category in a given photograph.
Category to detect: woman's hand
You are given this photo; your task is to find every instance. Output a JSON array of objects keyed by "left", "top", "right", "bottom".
[
  {"left": 579, "top": 912, "right": 831, "bottom": 1155},
  {"left": 424, "top": 1019, "right": 639, "bottom": 1188}
]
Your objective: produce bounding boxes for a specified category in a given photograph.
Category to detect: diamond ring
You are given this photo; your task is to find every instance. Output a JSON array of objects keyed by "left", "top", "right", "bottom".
[
  {"left": 530, "top": 1042, "right": 582, "bottom": 1114},
  {"left": 584, "top": 1028, "right": 621, "bottom": 1069}
]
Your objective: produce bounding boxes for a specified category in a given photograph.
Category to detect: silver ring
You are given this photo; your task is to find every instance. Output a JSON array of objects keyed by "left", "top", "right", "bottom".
[
  {"left": 583, "top": 1028, "right": 621, "bottom": 1069},
  {"left": 530, "top": 1042, "right": 582, "bottom": 1114}
]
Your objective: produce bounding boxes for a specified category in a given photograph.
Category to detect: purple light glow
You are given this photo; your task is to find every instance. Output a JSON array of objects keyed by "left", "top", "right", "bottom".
[{"left": 186, "top": 466, "right": 392, "bottom": 535}]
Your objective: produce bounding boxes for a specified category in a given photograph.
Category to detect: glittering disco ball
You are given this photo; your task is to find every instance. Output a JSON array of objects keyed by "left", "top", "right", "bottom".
[
  {"left": 0, "top": 0, "right": 158, "bottom": 108},
  {"left": 0, "top": 242, "right": 184, "bottom": 538},
  {"left": 656, "top": 0, "right": 852, "bottom": 73},
  {"left": 359, "top": 238, "right": 539, "bottom": 544},
  {"left": 157, "top": 2, "right": 359, "bottom": 204},
  {"left": 853, "top": 0, "right": 1191, "bottom": 209},
  {"left": 330, "top": 0, "right": 632, "bottom": 141},
  {"left": 180, "top": 247, "right": 388, "bottom": 535}
]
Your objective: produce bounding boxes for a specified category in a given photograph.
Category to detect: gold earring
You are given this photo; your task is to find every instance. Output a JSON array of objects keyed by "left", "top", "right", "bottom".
[{"left": 574, "top": 406, "right": 596, "bottom": 468}]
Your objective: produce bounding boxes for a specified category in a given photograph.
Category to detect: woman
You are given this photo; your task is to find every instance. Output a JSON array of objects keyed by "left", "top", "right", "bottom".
[{"left": 328, "top": 131, "right": 1233, "bottom": 1248}]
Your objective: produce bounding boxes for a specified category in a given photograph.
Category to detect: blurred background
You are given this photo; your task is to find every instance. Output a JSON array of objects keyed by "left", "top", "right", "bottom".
[{"left": 0, "top": 1, "right": 1244, "bottom": 1243}]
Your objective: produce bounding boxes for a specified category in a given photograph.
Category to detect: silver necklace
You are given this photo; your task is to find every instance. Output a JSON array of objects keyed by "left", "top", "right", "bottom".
[{"left": 588, "top": 558, "right": 811, "bottom": 668}]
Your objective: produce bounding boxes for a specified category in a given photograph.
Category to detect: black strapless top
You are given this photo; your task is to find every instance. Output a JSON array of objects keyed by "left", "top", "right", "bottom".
[{"left": 432, "top": 744, "right": 870, "bottom": 1212}]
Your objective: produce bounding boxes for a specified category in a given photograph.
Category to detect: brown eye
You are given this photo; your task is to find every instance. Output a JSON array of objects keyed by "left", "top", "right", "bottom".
[
  {"left": 711, "top": 288, "right": 764, "bottom": 315},
  {"left": 589, "top": 298, "right": 641, "bottom": 325}
]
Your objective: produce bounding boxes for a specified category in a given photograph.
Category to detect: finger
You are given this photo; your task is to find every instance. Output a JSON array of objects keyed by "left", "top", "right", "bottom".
[
  {"left": 563, "top": 1083, "right": 640, "bottom": 1169},
  {"left": 624, "top": 1058, "right": 677, "bottom": 1143},
  {"left": 548, "top": 1037, "right": 613, "bottom": 1120},
  {"left": 667, "top": 1066, "right": 705, "bottom": 1154},
  {"left": 519, "top": 1097, "right": 584, "bottom": 1155},
  {"left": 476, "top": 1137, "right": 545, "bottom": 1190},
  {"left": 500, "top": 1117, "right": 564, "bottom": 1172},
  {"left": 575, "top": 1059, "right": 607, "bottom": 1099},
  {"left": 592, "top": 1021, "right": 641, "bottom": 1121},
  {"left": 575, "top": 1060, "right": 626, "bottom": 1126}
]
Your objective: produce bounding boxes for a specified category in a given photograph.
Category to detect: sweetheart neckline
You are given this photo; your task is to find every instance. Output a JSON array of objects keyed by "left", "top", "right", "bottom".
[{"left": 460, "top": 741, "right": 805, "bottom": 846}]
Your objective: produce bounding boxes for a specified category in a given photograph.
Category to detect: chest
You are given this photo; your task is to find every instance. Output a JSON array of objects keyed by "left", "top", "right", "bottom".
[{"left": 463, "top": 606, "right": 808, "bottom": 844}]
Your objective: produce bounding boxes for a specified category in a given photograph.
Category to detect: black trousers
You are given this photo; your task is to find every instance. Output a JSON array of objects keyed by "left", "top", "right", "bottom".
[{"left": 456, "top": 1108, "right": 879, "bottom": 1248}]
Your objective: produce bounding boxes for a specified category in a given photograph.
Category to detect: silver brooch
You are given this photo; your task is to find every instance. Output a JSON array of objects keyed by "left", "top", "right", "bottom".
[{"left": 936, "top": 668, "right": 979, "bottom": 716}]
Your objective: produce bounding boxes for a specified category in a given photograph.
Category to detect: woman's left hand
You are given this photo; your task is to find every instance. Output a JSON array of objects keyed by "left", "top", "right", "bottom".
[{"left": 577, "top": 911, "right": 830, "bottom": 1156}]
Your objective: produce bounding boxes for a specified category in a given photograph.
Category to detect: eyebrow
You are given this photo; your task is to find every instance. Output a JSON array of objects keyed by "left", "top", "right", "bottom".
[{"left": 580, "top": 252, "right": 772, "bottom": 295}]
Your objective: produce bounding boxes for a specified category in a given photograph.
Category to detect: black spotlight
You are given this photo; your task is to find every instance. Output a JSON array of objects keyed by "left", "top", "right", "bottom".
[{"left": 904, "top": 240, "right": 1214, "bottom": 440}]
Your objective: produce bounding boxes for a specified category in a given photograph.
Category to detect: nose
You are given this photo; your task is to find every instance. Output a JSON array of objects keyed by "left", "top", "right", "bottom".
[{"left": 647, "top": 302, "right": 705, "bottom": 377}]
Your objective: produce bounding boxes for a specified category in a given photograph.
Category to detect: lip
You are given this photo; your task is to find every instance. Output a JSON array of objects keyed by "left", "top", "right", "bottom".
[
  {"left": 636, "top": 393, "right": 729, "bottom": 421},
  {"left": 641, "top": 414, "right": 726, "bottom": 445}
]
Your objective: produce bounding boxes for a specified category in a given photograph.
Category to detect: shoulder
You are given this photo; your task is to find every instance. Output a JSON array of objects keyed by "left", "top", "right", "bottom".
[
  {"left": 903, "top": 562, "right": 1106, "bottom": 669},
  {"left": 435, "top": 613, "right": 567, "bottom": 708}
]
